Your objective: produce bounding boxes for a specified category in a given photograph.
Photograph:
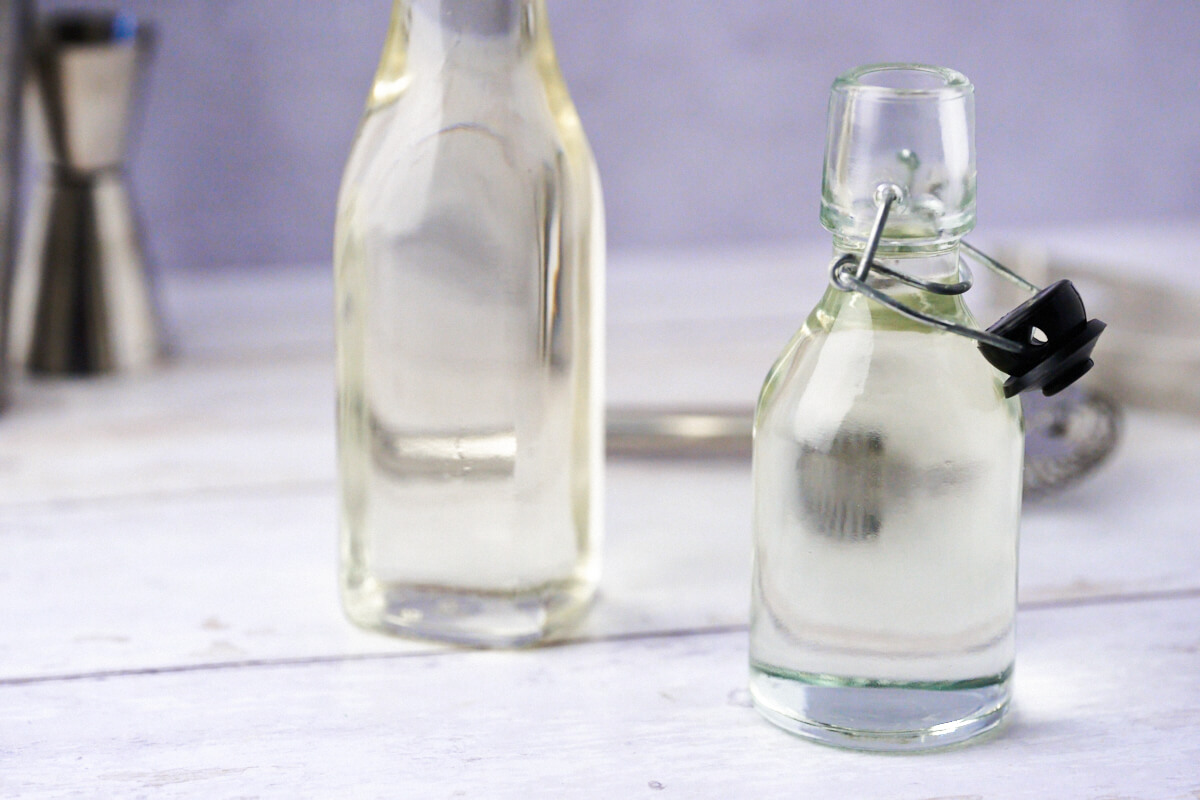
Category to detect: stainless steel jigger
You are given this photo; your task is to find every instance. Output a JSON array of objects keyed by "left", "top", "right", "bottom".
[
  {"left": 0, "top": 0, "right": 32, "bottom": 406},
  {"left": 10, "top": 10, "right": 160, "bottom": 374}
]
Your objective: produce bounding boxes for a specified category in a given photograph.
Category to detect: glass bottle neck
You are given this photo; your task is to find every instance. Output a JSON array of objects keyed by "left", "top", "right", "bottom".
[
  {"left": 820, "top": 240, "right": 976, "bottom": 330},
  {"left": 372, "top": 0, "right": 546, "bottom": 106},
  {"left": 411, "top": 0, "right": 539, "bottom": 43},
  {"left": 833, "top": 239, "right": 964, "bottom": 283}
]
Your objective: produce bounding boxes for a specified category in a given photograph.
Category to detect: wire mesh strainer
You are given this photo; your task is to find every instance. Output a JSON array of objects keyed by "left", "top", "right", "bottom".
[{"left": 607, "top": 390, "right": 1121, "bottom": 499}]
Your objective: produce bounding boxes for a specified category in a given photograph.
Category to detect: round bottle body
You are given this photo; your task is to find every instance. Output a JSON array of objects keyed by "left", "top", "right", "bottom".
[{"left": 750, "top": 255, "right": 1023, "bottom": 749}]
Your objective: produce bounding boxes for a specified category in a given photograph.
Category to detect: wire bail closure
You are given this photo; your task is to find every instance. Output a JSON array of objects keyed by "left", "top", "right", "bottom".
[{"left": 829, "top": 188, "right": 1106, "bottom": 397}]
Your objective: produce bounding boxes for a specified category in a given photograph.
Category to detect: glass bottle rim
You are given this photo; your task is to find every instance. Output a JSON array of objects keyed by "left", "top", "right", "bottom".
[{"left": 832, "top": 63, "right": 972, "bottom": 99}]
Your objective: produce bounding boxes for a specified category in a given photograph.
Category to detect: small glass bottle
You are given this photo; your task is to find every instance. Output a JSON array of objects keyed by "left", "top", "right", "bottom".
[
  {"left": 749, "top": 65, "right": 1023, "bottom": 749},
  {"left": 334, "top": 0, "right": 604, "bottom": 646}
]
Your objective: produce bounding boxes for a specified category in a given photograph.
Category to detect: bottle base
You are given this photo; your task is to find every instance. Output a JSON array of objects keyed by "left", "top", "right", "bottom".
[
  {"left": 342, "top": 578, "right": 595, "bottom": 648},
  {"left": 749, "top": 663, "right": 1011, "bottom": 751}
]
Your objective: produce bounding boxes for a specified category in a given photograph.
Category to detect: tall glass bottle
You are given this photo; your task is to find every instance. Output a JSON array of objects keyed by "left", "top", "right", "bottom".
[
  {"left": 749, "top": 65, "right": 1023, "bottom": 749},
  {"left": 335, "top": 0, "right": 604, "bottom": 647}
]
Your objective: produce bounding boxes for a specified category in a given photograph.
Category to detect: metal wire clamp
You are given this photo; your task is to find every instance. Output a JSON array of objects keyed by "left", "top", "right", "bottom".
[
  {"left": 829, "top": 187, "right": 1107, "bottom": 397},
  {"left": 828, "top": 188, "right": 1034, "bottom": 354}
]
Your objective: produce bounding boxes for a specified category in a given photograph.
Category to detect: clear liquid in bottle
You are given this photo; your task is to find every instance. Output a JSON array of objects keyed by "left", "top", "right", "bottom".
[
  {"left": 334, "top": 0, "right": 604, "bottom": 647},
  {"left": 750, "top": 284, "right": 1023, "bottom": 749}
]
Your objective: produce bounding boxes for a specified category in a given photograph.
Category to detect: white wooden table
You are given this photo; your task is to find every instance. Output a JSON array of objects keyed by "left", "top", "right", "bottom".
[{"left": 3, "top": 229, "right": 1200, "bottom": 798}]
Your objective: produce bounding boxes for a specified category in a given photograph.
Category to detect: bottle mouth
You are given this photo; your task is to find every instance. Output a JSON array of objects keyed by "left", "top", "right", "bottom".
[
  {"left": 821, "top": 63, "right": 976, "bottom": 245},
  {"left": 833, "top": 63, "right": 972, "bottom": 98}
]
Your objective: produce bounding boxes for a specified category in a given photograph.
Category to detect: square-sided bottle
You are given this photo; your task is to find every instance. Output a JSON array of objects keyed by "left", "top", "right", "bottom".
[{"left": 334, "top": 0, "right": 604, "bottom": 647}]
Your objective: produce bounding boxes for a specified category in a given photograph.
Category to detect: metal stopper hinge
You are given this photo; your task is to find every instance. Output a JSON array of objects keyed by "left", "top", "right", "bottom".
[{"left": 829, "top": 187, "right": 1106, "bottom": 398}]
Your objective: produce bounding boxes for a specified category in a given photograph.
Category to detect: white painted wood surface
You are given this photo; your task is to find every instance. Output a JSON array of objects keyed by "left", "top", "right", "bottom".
[
  {"left": 3, "top": 414, "right": 1200, "bottom": 684},
  {"left": 4, "top": 597, "right": 1200, "bottom": 798},
  {"left": 3, "top": 228, "right": 1200, "bottom": 797}
]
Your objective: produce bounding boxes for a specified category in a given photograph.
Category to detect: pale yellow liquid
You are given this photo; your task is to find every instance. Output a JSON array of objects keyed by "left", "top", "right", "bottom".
[
  {"left": 334, "top": 0, "right": 603, "bottom": 646},
  {"left": 750, "top": 268, "right": 1023, "bottom": 747}
]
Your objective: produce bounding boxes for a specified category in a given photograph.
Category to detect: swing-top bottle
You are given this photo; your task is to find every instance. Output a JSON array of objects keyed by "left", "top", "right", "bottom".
[{"left": 749, "top": 64, "right": 1023, "bottom": 750}]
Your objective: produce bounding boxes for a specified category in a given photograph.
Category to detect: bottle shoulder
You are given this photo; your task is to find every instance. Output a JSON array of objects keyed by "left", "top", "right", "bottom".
[
  {"left": 348, "top": 63, "right": 588, "bottom": 165},
  {"left": 337, "top": 71, "right": 599, "bottom": 223},
  {"left": 333, "top": 69, "right": 604, "bottom": 280},
  {"left": 756, "top": 285, "right": 1020, "bottom": 433}
]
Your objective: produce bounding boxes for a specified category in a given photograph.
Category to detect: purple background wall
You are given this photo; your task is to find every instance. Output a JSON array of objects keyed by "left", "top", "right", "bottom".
[{"left": 35, "top": 0, "right": 1200, "bottom": 269}]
